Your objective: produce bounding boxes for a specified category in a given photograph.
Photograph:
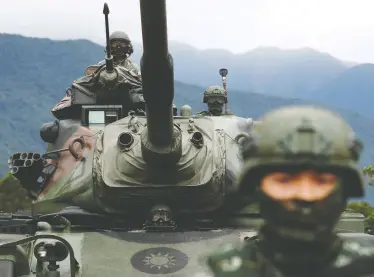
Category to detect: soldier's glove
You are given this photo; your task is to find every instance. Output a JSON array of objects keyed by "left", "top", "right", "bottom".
[
  {"left": 135, "top": 109, "right": 146, "bottom": 116},
  {"left": 129, "top": 87, "right": 145, "bottom": 108},
  {"left": 130, "top": 87, "right": 143, "bottom": 94}
]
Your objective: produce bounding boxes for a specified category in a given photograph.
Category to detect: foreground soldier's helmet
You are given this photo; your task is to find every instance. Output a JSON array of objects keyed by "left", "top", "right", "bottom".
[
  {"left": 238, "top": 105, "right": 364, "bottom": 198},
  {"left": 109, "top": 31, "right": 134, "bottom": 55},
  {"left": 203, "top": 86, "right": 227, "bottom": 103}
]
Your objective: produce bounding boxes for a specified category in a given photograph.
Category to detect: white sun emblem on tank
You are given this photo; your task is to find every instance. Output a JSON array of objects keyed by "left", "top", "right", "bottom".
[{"left": 142, "top": 252, "right": 177, "bottom": 270}]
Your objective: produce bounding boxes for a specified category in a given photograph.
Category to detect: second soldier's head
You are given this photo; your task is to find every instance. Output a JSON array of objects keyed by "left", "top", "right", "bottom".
[
  {"left": 109, "top": 31, "right": 134, "bottom": 61},
  {"left": 203, "top": 86, "right": 227, "bottom": 116}
]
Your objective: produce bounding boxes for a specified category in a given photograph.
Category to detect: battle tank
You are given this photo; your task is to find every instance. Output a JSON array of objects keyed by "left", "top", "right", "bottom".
[
  {"left": 1, "top": 1, "right": 372, "bottom": 277},
  {"left": 8, "top": 4, "right": 255, "bottom": 215},
  {"left": 1, "top": 1, "right": 258, "bottom": 276}
]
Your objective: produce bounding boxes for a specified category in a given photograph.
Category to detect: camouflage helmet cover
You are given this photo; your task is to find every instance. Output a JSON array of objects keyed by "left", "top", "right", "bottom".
[
  {"left": 238, "top": 105, "right": 364, "bottom": 198},
  {"left": 203, "top": 85, "right": 227, "bottom": 103}
]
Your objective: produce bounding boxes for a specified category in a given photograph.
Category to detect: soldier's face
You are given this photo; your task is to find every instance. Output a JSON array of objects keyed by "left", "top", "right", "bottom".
[
  {"left": 110, "top": 40, "right": 129, "bottom": 56},
  {"left": 208, "top": 104, "right": 222, "bottom": 115},
  {"left": 259, "top": 170, "right": 345, "bottom": 241},
  {"left": 207, "top": 98, "right": 224, "bottom": 115},
  {"left": 261, "top": 170, "right": 337, "bottom": 204}
]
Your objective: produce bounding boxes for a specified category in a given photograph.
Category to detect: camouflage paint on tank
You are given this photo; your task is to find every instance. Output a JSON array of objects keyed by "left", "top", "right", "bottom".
[
  {"left": 31, "top": 114, "right": 255, "bottom": 215},
  {"left": 32, "top": 120, "right": 99, "bottom": 214}
]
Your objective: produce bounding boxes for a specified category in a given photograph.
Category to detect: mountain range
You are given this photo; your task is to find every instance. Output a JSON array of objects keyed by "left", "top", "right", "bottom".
[
  {"left": 1, "top": 33, "right": 374, "bottom": 202},
  {"left": 134, "top": 41, "right": 374, "bottom": 119}
]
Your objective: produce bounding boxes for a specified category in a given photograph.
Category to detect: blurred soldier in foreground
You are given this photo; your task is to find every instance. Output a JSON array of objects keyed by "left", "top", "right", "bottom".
[
  {"left": 197, "top": 86, "right": 233, "bottom": 116},
  {"left": 85, "top": 31, "right": 140, "bottom": 76},
  {"left": 203, "top": 105, "right": 374, "bottom": 277}
]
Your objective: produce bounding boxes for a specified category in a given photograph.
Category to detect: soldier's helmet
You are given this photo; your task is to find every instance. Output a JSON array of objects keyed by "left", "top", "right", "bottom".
[
  {"left": 238, "top": 105, "right": 364, "bottom": 198},
  {"left": 109, "top": 31, "right": 134, "bottom": 56},
  {"left": 203, "top": 86, "right": 227, "bottom": 104}
]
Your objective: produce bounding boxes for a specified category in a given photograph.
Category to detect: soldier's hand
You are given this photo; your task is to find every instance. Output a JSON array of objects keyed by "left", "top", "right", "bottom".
[{"left": 98, "top": 69, "right": 118, "bottom": 88}]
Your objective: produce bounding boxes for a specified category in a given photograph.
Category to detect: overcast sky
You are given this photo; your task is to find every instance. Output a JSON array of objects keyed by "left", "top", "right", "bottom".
[{"left": 1, "top": 0, "right": 374, "bottom": 63}]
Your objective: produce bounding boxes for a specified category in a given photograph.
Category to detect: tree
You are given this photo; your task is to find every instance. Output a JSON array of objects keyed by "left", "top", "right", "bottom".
[
  {"left": 363, "top": 165, "right": 374, "bottom": 186},
  {"left": 0, "top": 173, "right": 31, "bottom": 212}
]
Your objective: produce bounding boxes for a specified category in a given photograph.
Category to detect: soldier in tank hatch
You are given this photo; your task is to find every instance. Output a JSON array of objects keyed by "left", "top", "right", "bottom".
[
  {"left": 51, "top": 31, "right": 144, "bottom": 120},
  {"left": 85, "top": 31, "right": 140, "bottom": 76},
  {"left": 197, "top": 86, "right": 229, "bottom": 116},
  {"left": 198, "top": 105, "right": 374, "bottom": 277}
]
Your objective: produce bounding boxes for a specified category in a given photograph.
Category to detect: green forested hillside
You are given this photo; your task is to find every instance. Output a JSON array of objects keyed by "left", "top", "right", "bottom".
[{"left": 0, "top": 173, "right": 31, "bottom": 212}]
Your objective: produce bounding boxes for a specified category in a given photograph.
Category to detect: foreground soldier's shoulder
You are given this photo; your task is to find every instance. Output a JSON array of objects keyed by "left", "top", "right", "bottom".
[
  {"left": 333, "top": 239, "right": 374, "bottom": 269},
  {"left": 207, "top": 242, "right": 256, "bottom": 276},
  {"left": 341, "top": 239, "right": 374, "bottom": 258},
  {"left": 327, "top": 239, "right": 374, "bottom": 277}
]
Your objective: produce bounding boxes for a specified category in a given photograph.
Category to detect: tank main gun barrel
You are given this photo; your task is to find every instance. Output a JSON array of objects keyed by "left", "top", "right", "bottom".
[
  {"left": 139, "top": 0, "right": 181, "bottom": 166},
  {"left": 139, "top": 0, "right": 174, "bottom": 146}
]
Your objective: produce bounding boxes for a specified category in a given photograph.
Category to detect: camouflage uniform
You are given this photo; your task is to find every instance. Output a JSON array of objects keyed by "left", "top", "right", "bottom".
[
  {"left": 222, "top": 111, "right": 235, "bottom": 116},
  {"left": 200, "top": 106, "right": 374, "bottom": 277},
  {"left": 197, "top": 110, "right": 214, "bottom": 116},
  {"left": 96, "top": 59, "right": 140, "bottom": 75},
  {"left": 51, "top": 32, "right": 145, "bottom": 119},
  {"left": 197, "top": 86, "right": 227, "bottom": 116},
  {"left": 86, "top": 31, "right": 141, "bottom": 76},
  {"left": 51, "top": 31, "right": 144, "bottom": 119}
]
